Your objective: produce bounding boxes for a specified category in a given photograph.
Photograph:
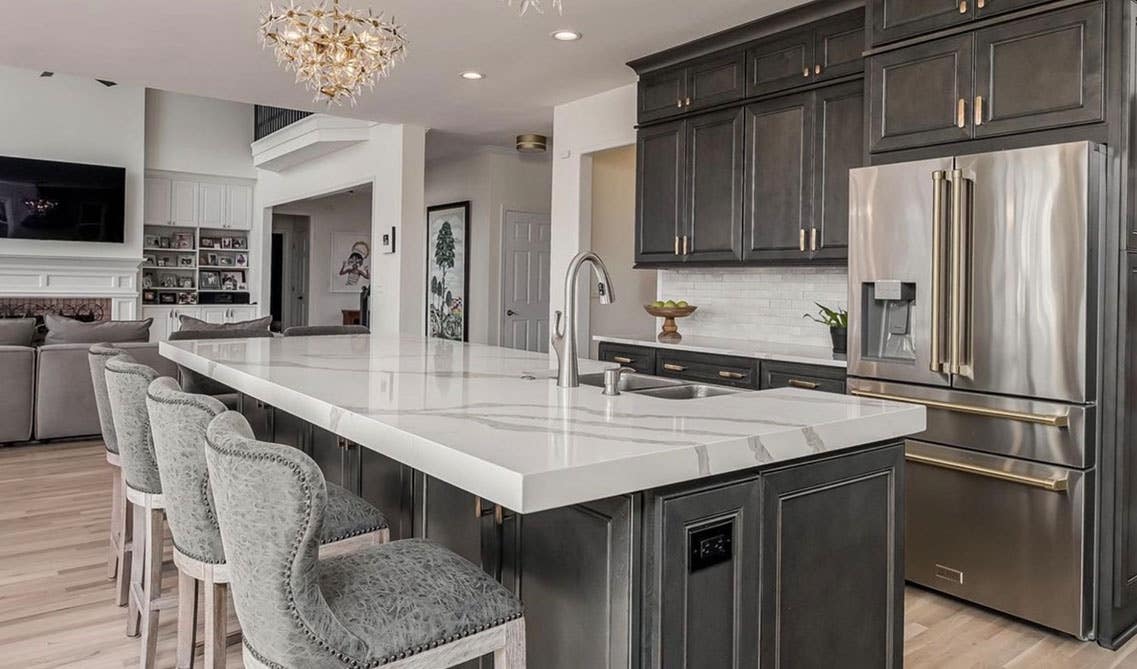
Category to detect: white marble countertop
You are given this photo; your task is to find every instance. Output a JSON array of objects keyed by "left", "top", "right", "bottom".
[
  {"left": 593, "top": 333, "right": 847, "bottom": 368},
  {"left": 162, "top": 335, "right": 921, "bottom": 513}
]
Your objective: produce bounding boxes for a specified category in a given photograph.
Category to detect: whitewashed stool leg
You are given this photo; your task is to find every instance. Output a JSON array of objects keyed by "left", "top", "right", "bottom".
[
  {"left": 126, "top": 503, "right": 144, "bottom": 637},
  {"left": 204, "top": 576, "right": 228, "bottom": 669},
  {"left": 115, "top": 477, "right": 133, "bottom": 607},
  {"left": 107, "top": 468, "right": 123, "bottom": 580},
  {"left": 493, "top": 618, "right": 527, "bottom": 669},
  {"left": 176, "top": 570, "right": 199, "bottom": 669},
  {"left": 139, "top": 507, "right": 164, "bottom": 669}
]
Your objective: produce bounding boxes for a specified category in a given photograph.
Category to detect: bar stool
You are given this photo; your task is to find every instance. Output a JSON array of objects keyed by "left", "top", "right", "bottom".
[
  {"left": 88, "top": 343, "right": 133, "bottom": 608},
  {"left": 204, "top": 411, "right": 526, "bottom": 669},
  {"left": 104, "top": 353, "right": 173, "bottom": 669},
  {"left": 146, "top": 378, "right": 391, "bottom": 669}
]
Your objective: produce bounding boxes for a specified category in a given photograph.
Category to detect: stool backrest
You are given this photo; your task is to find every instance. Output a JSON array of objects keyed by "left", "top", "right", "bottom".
[
  {"left": 105, "top": 354, "right": 163, "bottom": 494},
  {"left": 205, "top": 411, "right": 366, "bottom": 665},
  {"left": 283, "top": 325, "right": 369, "bottom": 337},
  {"left": 87, "top": 343, "right": 121, "bottom": 455},
  {"left": 168, "top": 329, "right": 273, "bottom": 395},
  {"left": 146, "top": 377, "right": 228, "bottom": 564}
]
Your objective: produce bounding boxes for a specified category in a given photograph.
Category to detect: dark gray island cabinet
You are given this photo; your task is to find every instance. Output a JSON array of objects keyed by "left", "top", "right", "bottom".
[{"left": 161, "top": 336, "right": 920, "bottom": 668}]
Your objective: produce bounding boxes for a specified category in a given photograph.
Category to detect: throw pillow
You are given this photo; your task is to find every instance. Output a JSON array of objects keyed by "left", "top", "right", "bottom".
[
  {"left": 177, "top": 314, "right": 271, "bottom": 332},
  {"left": 0, "top": 317, "right": 36, "bottom": 346},
  {"left": 43, "top": 313, "right": 152, "bottom": 345}
]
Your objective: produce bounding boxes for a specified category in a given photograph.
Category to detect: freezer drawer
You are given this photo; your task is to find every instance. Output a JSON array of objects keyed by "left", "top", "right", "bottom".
[{"left": 905, "top": 441, "right": 1092, "bottom": 639}]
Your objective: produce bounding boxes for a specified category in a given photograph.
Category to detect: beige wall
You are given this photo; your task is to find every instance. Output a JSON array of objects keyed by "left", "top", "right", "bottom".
[{"left": 588, "top": 145, "right": 655, "bottom": 356}]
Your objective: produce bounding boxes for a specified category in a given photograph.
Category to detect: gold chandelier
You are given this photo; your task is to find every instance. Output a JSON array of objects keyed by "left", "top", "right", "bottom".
[{"left": 259, "top": 0, "right": 407, "bottom": 106}]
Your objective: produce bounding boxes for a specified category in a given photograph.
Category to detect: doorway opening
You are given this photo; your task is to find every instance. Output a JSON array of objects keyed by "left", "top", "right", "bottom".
[{"left": 271, "top": 214, "right": 311, "bottom": 332}]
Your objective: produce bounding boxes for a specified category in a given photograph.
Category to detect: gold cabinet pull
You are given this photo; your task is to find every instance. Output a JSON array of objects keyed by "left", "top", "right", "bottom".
[
  {"left": 974, "top": 95, "right": 984, "bottom": 126},
  {"left": 718, "top": 370, "right": 745, "bottom": 380},
  {"left": 977, "top": 0, "right": 985, "bottom": 7},
  {"left": 906, "top": 452, "right": 1068, "bottom": 492},
  {"left": 799, "top": 228, "right": 806, "bottom": 251},
  {"left": 682, "top": 235, "right": 689, "bottom": 255},
  {"left": 959, "top": 0, "right": 968, "bottom": 12},
  {"left": 612, "top": 355, "right": 633, "bottom": 364},
  {"left": 685, "top": 97, "right": 692, "bottom": 107},
  {"left": 814, "top": 64, "right": 822, "bottom": 75},
  {"left": 788, "top": 379, "right": 819, "bottom": 389},
  {"left": 850, "top": 389, "right": 1070, "bottom": 428},
  {"left": 662, "top": 363, "right": 687, "bottom": 372},
  {"left": 802, "top": 67, "right": 810, "bottom": 77},
  {"left": 676, "top": 99, "right": 683, "bottom": 108},
  {"left": 810, "top": 228, "right": 818, "bottom": 251},
  {"left": 674, "top": 235, "right": 680, "bottom": 255},
  {"left": 956, "top": 98, "right": 966, "bottom": 128}
]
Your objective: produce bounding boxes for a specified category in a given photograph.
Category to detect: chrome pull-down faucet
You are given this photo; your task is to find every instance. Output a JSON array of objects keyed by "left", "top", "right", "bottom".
[{"left": 551, "top": 251, "right": 615, "bottom": 388}]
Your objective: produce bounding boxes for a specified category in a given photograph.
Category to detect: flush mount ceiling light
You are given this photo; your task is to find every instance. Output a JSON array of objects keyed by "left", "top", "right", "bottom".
[
  {"left": 551, "top": 30, "right": 581, "bottom": 41},
  {"left": 459, "top": 71, "right": 485, "bottom": 80},
  {"left": 503, "top": 0, "right": 564, "bottom": 16},
  {"left": 516, "top": 134, "right": 548, "bottom": 153},
  {"left": 259, "top": 0, "right": 407, "bottom": 106}
]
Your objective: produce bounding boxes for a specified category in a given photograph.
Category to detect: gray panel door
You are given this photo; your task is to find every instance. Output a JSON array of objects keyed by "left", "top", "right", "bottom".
[
  {"left": 813, "top": 8, "right": 866, "bottom": 82},
  {"left": 1122, "top": 253, "right": 1137, "bottom": 608},
  {"left": 687, "top": 51, "right": 746, "bottom": 112},
  {"left": 868, "top": 33, "right": 974, "bottom": 153},
  {"left": 743, "top": 92, "right": 813, "bottom": 262},
  {"left": 952, "top": 142, "right": 1094, "bottom": 403},
  {"left": 685, "top": 107, "right": 744, "bottom": 262},
  {"left": 973, "top": 2, "right": 1104, "bottom": 138},
  {"left": 635, "top": 120, "right": 684, "bottom": 264},
  {"left": 638, "top": 66, "right": 686, "bottom": 124},
  {"left": 746, "top": 28, "right": 814, "bottom": 97},
  {"left": 812, "top": 81, "right": 863, "bottom": 260},
  {"left": 869, "top": 0, "right": 971, "bottom": 47}
]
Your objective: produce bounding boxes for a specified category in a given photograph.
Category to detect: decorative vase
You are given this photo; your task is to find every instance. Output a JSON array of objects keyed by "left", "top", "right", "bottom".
[{"left": 830, "top": 326, "right": 847, "bottom": 354}]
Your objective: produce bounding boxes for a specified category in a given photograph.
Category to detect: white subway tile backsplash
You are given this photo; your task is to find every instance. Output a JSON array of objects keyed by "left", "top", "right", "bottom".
[{"left": 657, "top": 267, "right": 849, "bottom": 348}]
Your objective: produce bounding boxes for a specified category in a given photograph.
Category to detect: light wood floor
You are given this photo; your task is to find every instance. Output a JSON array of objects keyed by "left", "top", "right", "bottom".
[{"left": 5, "top": 441, "right": 1137, "bottom": 669}]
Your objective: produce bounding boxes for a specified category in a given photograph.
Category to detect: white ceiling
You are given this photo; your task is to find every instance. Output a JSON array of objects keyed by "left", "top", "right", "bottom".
[{"left": 0, "top": 0, "right": 807, "bottom": 150}]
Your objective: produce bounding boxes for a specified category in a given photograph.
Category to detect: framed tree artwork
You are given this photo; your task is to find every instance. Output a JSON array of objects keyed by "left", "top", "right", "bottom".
[{"left": 425, "top": 201, "right": 470, "bottom": 341}]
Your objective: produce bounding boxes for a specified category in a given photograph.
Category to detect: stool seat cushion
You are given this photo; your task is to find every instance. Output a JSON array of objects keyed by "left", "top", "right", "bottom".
[
  {"left": 317, "top": 539, "right": 523, "bottom": 663},
  {"left": 323, "top": 483, "right": 389, "bottom": 544}
]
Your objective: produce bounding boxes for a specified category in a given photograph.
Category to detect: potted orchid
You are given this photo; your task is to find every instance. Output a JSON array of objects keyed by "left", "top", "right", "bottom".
[{"left": 803, "top": 303, "right": 848, "bottom": 354}]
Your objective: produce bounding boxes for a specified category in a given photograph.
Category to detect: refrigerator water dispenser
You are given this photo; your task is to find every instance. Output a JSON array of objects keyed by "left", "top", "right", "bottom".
[{"left": 861, "top": 280, "right": 917, "bottom": 361}]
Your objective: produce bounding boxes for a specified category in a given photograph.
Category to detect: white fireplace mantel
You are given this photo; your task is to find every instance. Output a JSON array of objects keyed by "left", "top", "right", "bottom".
[{"left": 0, "top": 255, "right": 141, "bottom": 320}]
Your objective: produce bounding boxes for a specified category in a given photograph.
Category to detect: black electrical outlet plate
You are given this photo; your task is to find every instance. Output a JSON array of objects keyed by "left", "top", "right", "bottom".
[{"left": 689, "top": 521, "right": 733, "bottom": 573}]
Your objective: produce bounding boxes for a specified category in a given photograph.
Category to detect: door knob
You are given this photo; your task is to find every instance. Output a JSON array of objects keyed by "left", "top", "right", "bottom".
[{"left": 506, "top": 309, "right": 517, "bottom": 316}]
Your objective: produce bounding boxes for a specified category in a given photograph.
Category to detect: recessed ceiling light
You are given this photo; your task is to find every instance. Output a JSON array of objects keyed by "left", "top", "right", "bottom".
[
  {"left": 551, "top": 30, "right": 582, "bottom": 41},
  {"left": 459, "top": 71, "right": 485, "bottom": 80}
]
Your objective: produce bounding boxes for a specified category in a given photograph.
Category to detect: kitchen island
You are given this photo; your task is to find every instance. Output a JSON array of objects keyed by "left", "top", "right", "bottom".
[{"left": 162, "top": 334, "right": 924, "bottom": 668}]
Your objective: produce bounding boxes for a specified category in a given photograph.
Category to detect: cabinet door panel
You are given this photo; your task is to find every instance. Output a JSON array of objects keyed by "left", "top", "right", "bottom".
[
  {"left": 639, "top": 67, "right": 686, "bottom": 124},
  {"left": 687, "top": 51, "right": 746, "bottom": 112},
  {"left": 868, "top": 34, "right": 973, "bottom": 153},
  {"left": 226, "top": 184, "right": 253, "bottom": 230},
  {"left": 973, "top": 0, "right": 1054, "bottom": 19},
  {"left": 870, "top": 0, "right": 971, "bottom": 47},
  {"left": 813, "top": 81, "right": 863, "bottom": 260},
  {"left": 597, "top": 342, "right": 656, "bottom": 374},
  {"left": 973, "top": 2, "right": 1104, "bottom": 138},
  {"left": 655, "top": 349, "right": 758, "bottom": 389},
  {"left": 814, "top": 9, "right": 866, "bottom": 82},
  {"left": 144, "top": 177, "right": 172, "bottom": 226},
  {"left": 743, "top": 93, "right": 813, "bottom": 262},
  {"left": 685, "top": 108, "right": 744, "bottom": 262},
  {"left": 198, "top": 182, "right": 226, "bottom": 228},
  {"left": 746, "top": 29, "right": 814, "bottom": 97},
  {"left": 171, "top": 180, "right": 198, "bottom": 226},
  {"left": 636, "top": 121, "right": 685, "bottom": 264},
  {"left": 1121, "top": 254, "right": 1137, "bottom": 608}
]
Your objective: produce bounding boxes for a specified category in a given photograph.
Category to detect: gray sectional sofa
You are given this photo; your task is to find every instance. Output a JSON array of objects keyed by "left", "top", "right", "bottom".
[{"left": 0, "top": 317, "right": 177, "bottom": 445}]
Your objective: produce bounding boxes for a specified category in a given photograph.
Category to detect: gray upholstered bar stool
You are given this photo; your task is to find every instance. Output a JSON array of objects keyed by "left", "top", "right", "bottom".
[
  {"left": 87, "top": 342, "right": 132, "bottom": 608},
  {"left": 283, "top": 324, "right": 370, "bottom": 336},
  {"left": 104, "top": 353, "right": 173, "bottom": 669},
  {"left": 146, "top": 377, "right": 392, "bottom": 668},
  {"left": 168, "top": 329, "right": 275, "bottom": 410},
  {"left": 205, "top": 411, "right": 526, "bottom": 669}
]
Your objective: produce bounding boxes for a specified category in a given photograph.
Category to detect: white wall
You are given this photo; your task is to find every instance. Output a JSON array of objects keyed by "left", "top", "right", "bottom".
[
  {"left": 425, "top": 148, "right": 552, "bottom": 345},
  {"left": 255, "top": 123, "right": 427, "bottom": 337},
  {"left": 589, "top": 145, "right": 654, "bottom": 355},
  {"left": 549, "top": 84, "right": 638, "bottom": 353},
  {"left": 275, "top": 189, "right": 372, "bottom": 326},
  {"left": 0, "top": 65, "right": 145, "bottom": 260},
  {"left": 145, "top": 89, "right": 255, "bottom": 179}
]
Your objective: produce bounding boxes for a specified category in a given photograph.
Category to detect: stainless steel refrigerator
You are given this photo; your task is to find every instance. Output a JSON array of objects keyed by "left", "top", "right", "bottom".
[{"left": 847, "top": 141, "right": 1105, "bottom": 639}]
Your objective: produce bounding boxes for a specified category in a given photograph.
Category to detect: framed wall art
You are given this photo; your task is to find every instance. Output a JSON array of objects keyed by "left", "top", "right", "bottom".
[{"left": 425, "top": 201, "right": 470, "bottom": 342}]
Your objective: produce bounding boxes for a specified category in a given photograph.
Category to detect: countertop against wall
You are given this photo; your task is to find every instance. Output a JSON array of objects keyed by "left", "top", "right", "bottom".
[{"left": 593, "top": 333, "right": 846, "bottom": 368}]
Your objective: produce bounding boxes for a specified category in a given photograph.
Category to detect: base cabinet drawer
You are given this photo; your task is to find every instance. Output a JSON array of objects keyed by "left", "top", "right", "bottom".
[
  {"left": 760, "top": 360, "right": 846, "bottom": 393},
  {"left": 598, "top": 342, "right": 657, "bottom": 374},
  {"left": 656, "top": 350, "right": 758, "bottom": 388}
]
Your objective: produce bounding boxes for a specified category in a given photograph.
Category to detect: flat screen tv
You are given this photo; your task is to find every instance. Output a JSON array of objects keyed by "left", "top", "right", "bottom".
[{"left": 0, "top": 156, "right": 126, "bottom": 243}]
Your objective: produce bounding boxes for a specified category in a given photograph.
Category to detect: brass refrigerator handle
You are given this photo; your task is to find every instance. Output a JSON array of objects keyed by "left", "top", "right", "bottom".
[
  {"left": 930, "top": 170, "right": 947, "bottom": 373},
  {"left": 948, "top": 169, "right": 965, "bottom": 376},
  {"left": 674, "top": 235, "right": 680, "bottom": 255},
  {"left": 974, "top": 95, "right": 984, "bottom": 126},
  {"left": 956, "top": 98, "right": 966, "bottom": 128},
  {"left": 810, "top": 227, "right": 818, "bottom": 251},
  {"left": 905, "top": 452, "right": 1069, "bottom": 492},
  {"left": 682, "top": 235, "right": 689, "bottom": 255},
  {"left": 799, "top": 228, "right": 806, "bottom": 252},
  {"left": 849, "top": 389, "right": 1070, "bottom": 428}
]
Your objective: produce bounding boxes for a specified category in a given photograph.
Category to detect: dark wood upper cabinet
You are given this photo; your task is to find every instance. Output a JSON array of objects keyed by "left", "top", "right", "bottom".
[
  {"left": 635, "top": 120, "right": 685, "bottom": 263},
  {"left": 813, "top": 9, "right": 867, "bottom": 82},
  {"left": 687, "top": 51, "right": 747, "bottom": 113},
  {"left": 685, "top": 107, "right": 745, "bottom": 262},
  {"left": 638, "top": 67, "right": 687, "bottom": 124},
  {"left": 971, "top": 0, "right": 1054, "bottom": 19},
  {"left": 743, "top": 92, "right": 813, "bottom": 262},
  {"left": 746, "top": 28, "right": 815, "bottom": 98},
  {"left": 869, "top": 0, "right": 972, "bottom": 47},
  {"left": 813, "top": 81, "right": 864, "bottom": 259},
  {"left": 868, "top": 33, "right": 974, "bottom": 152},
  {"left": 973, "top": 1, "right": 1104, "bottom": 138}
]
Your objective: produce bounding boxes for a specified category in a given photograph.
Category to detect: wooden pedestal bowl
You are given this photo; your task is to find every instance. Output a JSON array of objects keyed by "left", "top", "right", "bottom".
[{"left": 643, "top": 304, "right": 697, "bottom": 343}]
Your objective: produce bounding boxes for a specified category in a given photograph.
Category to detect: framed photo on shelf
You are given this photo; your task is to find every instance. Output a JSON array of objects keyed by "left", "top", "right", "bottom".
[
  {"left": 200, "top": 237, "right": 214, "bottom": 248},
  {"left": 220, "top": 271, "right": 245, "bottom": 291},
  {"left": 220, "top": 237, "right": 233, "bottom": 249},
  {"left": 142, "top": 289, "right": 156, "bottom": 304},
  {"left": 142, "top": 254, "right": 156, "bottom": 266},
  {"left": 206, "top": 253, "right": 219, "bottom": 266},
  {"left": 157, "top": 255, "right": 173, "bottom": 267},
  {"left": 200, "top": 271, "right": 220, "bottom": 290},
  {"left": 160, "top": 274, "right": 178, "bottom": 288},
  {"left": 218, "top": 255, "right": 234, "bottom": 267},
  {"left": 177, "top": 291, "right": 196, "bottom": 305},
  {"left": 158, "top": 292, "right": 176, "bottom": 304},
  {"left": 178, "top": 276, "right": 194, "bottom": 289},
  {"left": 425, "top": 201, "right": 470, "bottom": 342},
  {"left": 158, "top": 237, "right": 171, "bottom": 249},
  {"left": 177, "top": 255, "right": 194, "bottom": 267},
  {"left": 235, "top": 253, "right": 248, "bottom": 267},
  {"left": 141, "top": 274, "right": 154, "bottom": 289},
  {"left": 173, "top": 232, "right": 193, "bottom": 249},
  {"left": 232, "top": 237, "right": 247, "bottom": 250},
  {"left": 144, "top": 234, "right": 159, "bottom": 248}
]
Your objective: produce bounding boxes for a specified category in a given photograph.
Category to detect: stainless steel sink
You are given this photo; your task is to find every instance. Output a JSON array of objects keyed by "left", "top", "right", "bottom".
[
  {"left": 578, "top": 371, "right": 684, "bottom": 392},
  {"left": 632, "top": 384, "right": 744, "bottom": 400}
]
